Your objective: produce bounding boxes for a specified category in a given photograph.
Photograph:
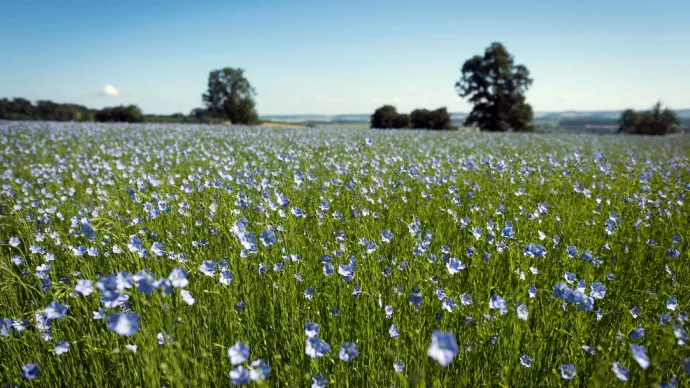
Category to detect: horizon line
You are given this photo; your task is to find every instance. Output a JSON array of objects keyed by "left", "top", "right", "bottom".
[{"left": 258, "top": 108, "right": 690, "bottom": 117}]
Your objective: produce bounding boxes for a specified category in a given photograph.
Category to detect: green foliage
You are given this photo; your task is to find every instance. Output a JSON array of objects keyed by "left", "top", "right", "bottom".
[
  {"left": 0, "top": 97, "right": 234, "bottom": 124},
  {"left": 202, "top": 68, "right": 259, "bottom": 125},
  {"left": 0, "top": 98, "right": 146, "bottom": 123},
  {"left": 393, "top": 113, "right": 411, "bottom": 129},
  {"left": 94, "top": 105, "right": 144, "bottom": 123},
  {"left": 456, "top": 42, "right": 534, "bottom": 132},
  {"left": 370, "top": 105, "right": 409, "bottom": 129},
  {"left": 0, "top": 98, "right": 93, "bottom": 121},
  {"left": 371, "top": 106, "right": 452, "bottom": 129},
  {"left": 617, "top": 109, "right": 637, "bottom": 133},
  {"left": 410, "top": 107, "right": 453, "bottom": 130},
  {"left": 619, "top": 102, "right": 680, "bottom": 136}
]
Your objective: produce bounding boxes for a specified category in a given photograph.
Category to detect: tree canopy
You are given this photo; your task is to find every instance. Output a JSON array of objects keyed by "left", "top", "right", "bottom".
[
  {"left": 94, "top": 105, "right": 144, "bottom": 123},
  {"left": 0, "top": 98, "right": 108, "bottom": 122},
  {"left": 456, "top": 42, "right": 533, "bottom": 132},
  {"left": 370, "top": 105, "right": 411, "bottom": 129},
  {"left": 410, "top": 108, "right": 453, "bottom": 130},
  {"left": 202, "top": 68, "right": 259, "bottom": 125},
  {"left": 370, "top": 105, "right": 452, "bottom": 130},
  {"left": 618, "top": 102, "right": 680, "bottom": 135},
  {"left": 0, "top": 97, "right": 228, "bottom": 124}
]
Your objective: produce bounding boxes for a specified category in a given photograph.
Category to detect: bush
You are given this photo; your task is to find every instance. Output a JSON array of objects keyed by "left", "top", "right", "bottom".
[
  {"left": 95, "top": 105, "right": 144, "bottom": 123},
  {"left": 372, "top": 106, "right": 452, "bottom": 130},
  {"left": 371, "top": 105, "right": 405, "bottom": 129},
  {"left": 618, "top": 102, "right": 679, "bottom": 136},
  {"left": 410, "top": 107, "right": 453, "bottom": 130}
]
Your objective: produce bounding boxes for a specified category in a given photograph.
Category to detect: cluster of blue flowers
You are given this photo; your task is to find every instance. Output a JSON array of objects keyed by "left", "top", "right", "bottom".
[{"left": 1, "top": 122, "right": 689, "bottom": 385}]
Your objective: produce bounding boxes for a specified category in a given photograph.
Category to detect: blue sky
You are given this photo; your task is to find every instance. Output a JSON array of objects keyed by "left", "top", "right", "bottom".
[{"left": 1, "top": 0, "right": 689, "bottom": 115}]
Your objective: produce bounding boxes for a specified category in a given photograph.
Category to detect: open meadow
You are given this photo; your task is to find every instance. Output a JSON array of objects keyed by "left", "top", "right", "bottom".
[{"left": 1, "top": 122, "right": 689, "bottom": 386}]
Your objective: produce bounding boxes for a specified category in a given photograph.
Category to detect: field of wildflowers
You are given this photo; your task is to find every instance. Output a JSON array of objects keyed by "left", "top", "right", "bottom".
[{"left": 1, "top": 122, "right": 689, "bottom": 386}]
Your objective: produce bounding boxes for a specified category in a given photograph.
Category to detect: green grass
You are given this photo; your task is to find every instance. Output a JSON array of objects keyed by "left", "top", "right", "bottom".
[
  {"left": 0, "top": 122, "right": 689, "bottom": 387},
  {"left": 260, "top": 120, "right": 306, "bottom": 128}
]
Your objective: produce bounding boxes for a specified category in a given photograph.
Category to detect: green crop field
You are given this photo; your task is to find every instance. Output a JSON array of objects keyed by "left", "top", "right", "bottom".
[{"left": 1, "top": 122, "right": 689, "bottom": 387}]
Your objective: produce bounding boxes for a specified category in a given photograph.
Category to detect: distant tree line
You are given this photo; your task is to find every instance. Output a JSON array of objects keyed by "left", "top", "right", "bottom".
[
  {"left": 0, "top": 98, "right": 144, "bottom": 123},
  {"left": 3, "top": 62, "right": 685, "bottom": 134},
  {"left": 0, "top": 67, "right": 262, "bottom": 125},
  {"left": 370, "top": 43, "right": 536, "bottom": 131},
  {"left": 0, "top": 97, "right": 230, "bottom": 124},
  {"left": 618, "top": 102, "right": 680, "bottom": 135},
  {"left": 0, "top": 98, "right": 95, "bottom": 122},
  {"left": 558, "top": 104, "right": 685, "bottom": 135},
  {"left": 370, "top": 105, "right": 453, "bottom": 129}
]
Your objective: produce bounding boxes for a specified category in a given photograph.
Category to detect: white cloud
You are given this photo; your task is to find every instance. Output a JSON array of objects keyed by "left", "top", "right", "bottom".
[
  {"left": 102, "top": 84, "right": 120, "bottom": 97},
  {"left": 407, "top": 85, "right": 417, "bottom": 91},
  {"left": 392, "top": 97, "right": 401, "bottom": 105}
]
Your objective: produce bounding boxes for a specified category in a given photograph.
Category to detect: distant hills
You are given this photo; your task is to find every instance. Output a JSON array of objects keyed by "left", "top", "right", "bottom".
[
  {"left": 536, "top": 109, "right": 690, "bottom": 120},
  {"left": 262, "top": 109, "right": 690, "bottom": 124}
]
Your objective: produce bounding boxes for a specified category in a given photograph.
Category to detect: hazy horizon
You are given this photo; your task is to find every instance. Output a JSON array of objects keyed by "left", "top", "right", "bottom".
[{"left": 2, "top": 0, "right": 689, "bottom": 115}]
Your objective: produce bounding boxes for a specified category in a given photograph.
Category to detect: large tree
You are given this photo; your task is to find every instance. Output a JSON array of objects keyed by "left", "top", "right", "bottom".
[
  {"left": 455, "top": 42, "right": 533, "bottom": 131},
  {"left": 202, "top": 68, "right": 259, "bottom": 125}
]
